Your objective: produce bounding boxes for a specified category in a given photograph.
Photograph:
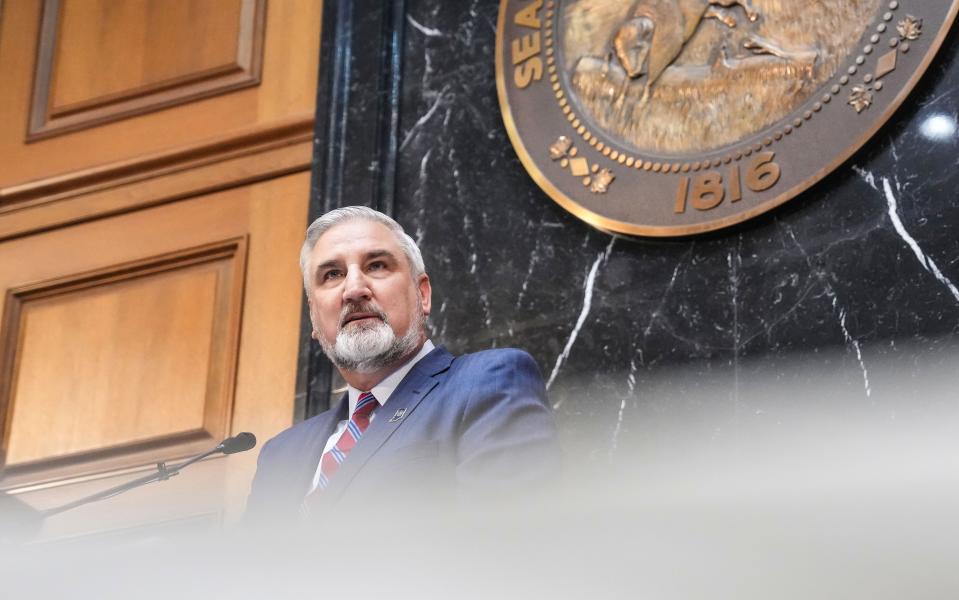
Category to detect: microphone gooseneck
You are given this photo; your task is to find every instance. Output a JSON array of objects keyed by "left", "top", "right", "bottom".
[{"left": 40, "top": 432, "right": 258, "bottom": 518}]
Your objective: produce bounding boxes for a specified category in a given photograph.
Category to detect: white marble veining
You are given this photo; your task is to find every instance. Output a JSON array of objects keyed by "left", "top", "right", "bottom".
[
  {"left": 549, "top": 237, "right": 615, "bottom": 399},
  {"left": 833, "top": 295, "right": 872, "bottom": 399},
  {"left": 882, "top": 177, "right": 959, "bottom": 303},
  {"left": 400, "top": 87, "right": 448, "bottom": 151},
  {"left": 406, "top": 14, "right": 443, "bottom": 37}
]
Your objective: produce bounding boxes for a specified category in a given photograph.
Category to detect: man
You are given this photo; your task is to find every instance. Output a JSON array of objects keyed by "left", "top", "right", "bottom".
[{"left": 246, "top": 207, "right": 559, "bottom": 522}]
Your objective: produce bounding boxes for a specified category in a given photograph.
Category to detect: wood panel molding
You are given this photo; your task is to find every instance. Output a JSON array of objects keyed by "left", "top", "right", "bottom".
[
  {"left": 28, "top": 0, "right": 267, "bottom": 141},
  {"left": 2, "top": 114, "right": 312, "bottom": 208},
  {"left": 0, "top": 114, "right": 313, "bottom": 240},
  {"left": 0, "top": 237, "right": 248, "bottom": 490}
]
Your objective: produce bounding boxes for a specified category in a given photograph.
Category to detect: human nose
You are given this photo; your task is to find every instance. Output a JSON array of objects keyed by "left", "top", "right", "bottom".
[{"left": 342, "top": 266, "right": 372, "bottom": 303}]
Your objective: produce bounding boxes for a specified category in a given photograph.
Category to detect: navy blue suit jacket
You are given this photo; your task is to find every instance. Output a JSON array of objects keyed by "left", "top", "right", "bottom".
[{"left": 246, "top": 346, "right": 559, "bottom": 520}]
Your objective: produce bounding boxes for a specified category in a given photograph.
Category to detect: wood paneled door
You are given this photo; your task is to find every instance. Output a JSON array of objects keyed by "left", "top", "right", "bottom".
[{"left": 0, "top": 0, "right": 321, "bottom": 539}]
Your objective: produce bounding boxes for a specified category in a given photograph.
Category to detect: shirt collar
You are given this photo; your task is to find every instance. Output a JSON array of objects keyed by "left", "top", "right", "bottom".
[{"left": 347, "top": 340, "right": 435, "bottom": 415}]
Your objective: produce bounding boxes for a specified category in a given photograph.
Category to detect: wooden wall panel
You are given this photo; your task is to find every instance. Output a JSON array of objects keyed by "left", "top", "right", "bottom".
[
  {"left": 0, "top": 238, "right": 248, "bottom": 490},
  {"left": 52, "top": 0, "right": 244, "bottom": 108},
  {"left": 30, "top": 0, "right": 265, "bottom": 139},
  {"left": 0, "top": 0, "right": 319, "bottom": 200},
  {"left": 0, "top": 0, "right": 318, "bottom": 539},
  {"left": 7, "top": 267, "right": 218, "bottom": 462},
  {"left": 0, "top": 172, "right": 309, "bottom": 538},
  {"left": 0, "top": 238, "right": 246, "bottom": 487}
]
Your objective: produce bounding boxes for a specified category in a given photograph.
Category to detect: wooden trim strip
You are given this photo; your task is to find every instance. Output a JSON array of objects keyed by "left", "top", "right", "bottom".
[
  {"left": 0, "top": 114, "right": 314, "bottom": 211},
  {"left": 0, "top": 138, "right": 312, "bottom": 242},
  {"left": 27, "top": 0, "right": 61, "bottom": 138},
  {"left": 0, "top": 429, "right": 217, "bottom": 491},
  {"left": 48, "top": 63, "right": 246, "bottom": 119}
]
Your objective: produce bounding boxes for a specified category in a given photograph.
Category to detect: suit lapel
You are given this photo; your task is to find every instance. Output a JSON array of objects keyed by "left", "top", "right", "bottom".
[{"left": 321, "top": 347, "right": 454, "bottom": 504}]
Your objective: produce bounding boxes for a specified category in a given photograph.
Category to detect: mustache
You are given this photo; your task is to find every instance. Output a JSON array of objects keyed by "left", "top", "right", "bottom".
[{"left": 338, "top": 302, "right": 389, "bottom": 328}]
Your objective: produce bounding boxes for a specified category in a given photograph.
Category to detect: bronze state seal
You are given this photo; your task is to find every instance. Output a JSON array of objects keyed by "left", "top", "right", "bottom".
[{"left": 496, "top": 0, "right": 959, "bottom": 236}]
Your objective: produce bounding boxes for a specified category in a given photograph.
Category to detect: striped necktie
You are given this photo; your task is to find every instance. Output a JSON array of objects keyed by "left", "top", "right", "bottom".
[{"left": 315, "top": 391, "right": 378, "bottom": 491}]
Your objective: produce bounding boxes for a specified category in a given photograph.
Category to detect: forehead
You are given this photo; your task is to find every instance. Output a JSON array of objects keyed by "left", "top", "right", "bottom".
[{"left": 310, "top": 219, "right": 404, "bottom": 261}]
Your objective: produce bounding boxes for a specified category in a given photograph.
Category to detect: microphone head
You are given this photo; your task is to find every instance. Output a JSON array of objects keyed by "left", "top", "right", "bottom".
[{"left": 219, "top": 432, "right": 257, "bottom": 454}]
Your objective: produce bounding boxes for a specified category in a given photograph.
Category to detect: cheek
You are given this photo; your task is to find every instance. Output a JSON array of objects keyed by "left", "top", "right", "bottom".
[
  {"left": 310, "top": 296, "right": 340, "bottom": 331},
  {"left": 386, "top": 299, "right": 413, "bottom": 331},
  {"left": 320, "top": 308, "right": 340, "bottom": 330}
]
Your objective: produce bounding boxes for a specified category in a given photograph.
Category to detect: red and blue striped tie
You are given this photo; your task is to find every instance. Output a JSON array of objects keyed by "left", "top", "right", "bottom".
[{"left": 315, "top": 391, "right": 378, "bottom": 491}]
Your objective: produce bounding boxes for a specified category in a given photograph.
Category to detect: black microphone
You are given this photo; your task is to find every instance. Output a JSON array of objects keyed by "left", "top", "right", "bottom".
[{"left": 217, "top": 432, "right": 257, "bottom": 455}]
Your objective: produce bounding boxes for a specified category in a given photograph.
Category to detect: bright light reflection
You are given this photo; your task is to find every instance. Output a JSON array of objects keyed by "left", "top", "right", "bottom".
[{"left": 919, "top": 113, "right": 957, "bottom": 141}]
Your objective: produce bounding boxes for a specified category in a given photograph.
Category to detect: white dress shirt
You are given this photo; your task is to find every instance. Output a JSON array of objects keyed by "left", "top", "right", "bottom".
[{"left": 309, "top": 340, "right": 435, "bottom": 493}]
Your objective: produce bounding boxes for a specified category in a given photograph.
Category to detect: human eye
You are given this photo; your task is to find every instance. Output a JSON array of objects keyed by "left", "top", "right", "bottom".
[
  {"left": 321, "top": 269, "right": 343, "bottom": 282},
  {"left": 367, "top": 260, "right": 388, "bottom": 273}
]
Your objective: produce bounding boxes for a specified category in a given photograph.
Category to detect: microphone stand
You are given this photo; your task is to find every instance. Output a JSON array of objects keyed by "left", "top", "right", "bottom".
[{"left": 41, "top": 435, "right": 253, "bottom": 518}]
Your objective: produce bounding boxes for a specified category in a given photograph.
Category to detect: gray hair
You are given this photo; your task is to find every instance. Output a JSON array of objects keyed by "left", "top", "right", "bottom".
[{"left": 299, "top": 206, "right": 426, "bottom": 292}]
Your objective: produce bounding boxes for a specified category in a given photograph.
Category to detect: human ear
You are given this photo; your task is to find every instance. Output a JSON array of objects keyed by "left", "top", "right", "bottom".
[{"left": 417, "top": 273, "right": 432, "bottom": 316}]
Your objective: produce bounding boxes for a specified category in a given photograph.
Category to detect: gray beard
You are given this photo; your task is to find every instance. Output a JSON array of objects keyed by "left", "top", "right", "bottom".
[{"left": 320, "top": 311, "right": 423, "bottom": 373}]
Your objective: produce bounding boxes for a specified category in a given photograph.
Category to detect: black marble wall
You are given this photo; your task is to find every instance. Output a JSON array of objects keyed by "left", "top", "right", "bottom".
[{"left": 304, "top": 1, "right": 959, "bottom": 457}]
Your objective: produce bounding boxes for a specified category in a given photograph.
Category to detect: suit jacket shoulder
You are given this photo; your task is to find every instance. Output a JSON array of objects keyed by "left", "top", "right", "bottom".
[{"left": 443, "top": 348, "right": 558, "bottom": 489}]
